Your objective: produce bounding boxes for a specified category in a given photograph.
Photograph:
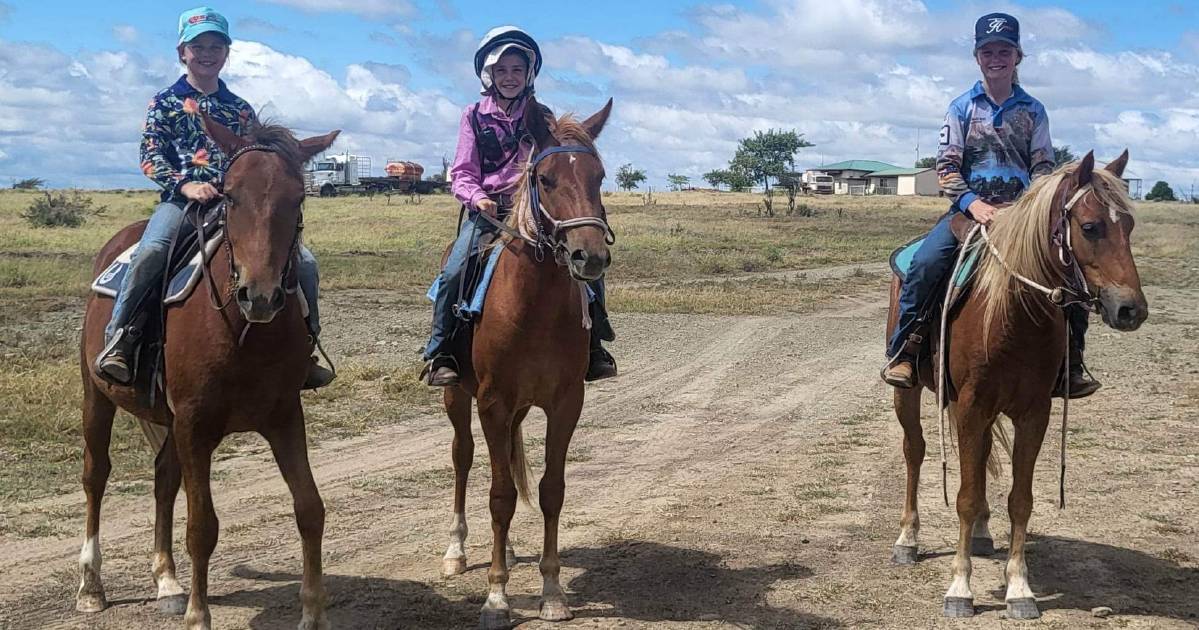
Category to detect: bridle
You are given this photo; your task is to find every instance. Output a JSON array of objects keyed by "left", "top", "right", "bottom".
[
  {"left": 192, "top": 143, "right": 305, "bottom": 314},
  {"left": 476, "top": 144, "right": 615, "bottom": 266}
]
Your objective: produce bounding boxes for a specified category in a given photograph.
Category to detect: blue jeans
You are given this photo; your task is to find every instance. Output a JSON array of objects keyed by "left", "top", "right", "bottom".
[
  {"left": 423, "top": 210, "right": 613, "bottom": 360},
  {"left": 106, "top": 201, "right": 322, "bottom": 340},
  {"left": 888, "top": 212, "right": 958, "bottom": 358}
]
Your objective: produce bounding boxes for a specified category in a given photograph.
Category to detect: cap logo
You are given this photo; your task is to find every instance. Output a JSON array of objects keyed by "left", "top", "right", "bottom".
[{"left": 986, "top": 17, "right": 1009, "bottom": 34}]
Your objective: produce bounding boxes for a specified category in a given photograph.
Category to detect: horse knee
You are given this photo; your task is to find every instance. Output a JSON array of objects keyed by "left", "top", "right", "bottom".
[{"left": 294, "top": 497, "right": 325, "bottom": 538}]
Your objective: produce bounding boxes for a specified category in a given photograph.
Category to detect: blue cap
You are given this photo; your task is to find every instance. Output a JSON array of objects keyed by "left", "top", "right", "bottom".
[
  {"left": 178, "top": 7, "right": 231, "bottom": 45},
  {"left": 974, "top": 13, "right": 1020, "bottom": 52}
]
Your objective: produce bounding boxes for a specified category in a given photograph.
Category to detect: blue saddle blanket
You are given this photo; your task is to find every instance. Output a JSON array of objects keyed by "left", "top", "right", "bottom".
[
  {"left": 91, "top": 232, "right": 224, "bottom": 306},
  {"left": 890, "top": 235, "right": 981, "bottom": 289},
  {"left": 426, "top": 245, "right": 594, "bottom": 319}
]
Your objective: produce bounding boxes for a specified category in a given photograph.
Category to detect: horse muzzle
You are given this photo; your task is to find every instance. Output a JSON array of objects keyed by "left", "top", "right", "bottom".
[
  {"left": 236, "top": 284, "right": 287, "bottom": 323},
  {"left": 567, "top": 246, "right": 611, "bottom": 282},
  {"left": 1097, "top": 285, "right": 1148, "bottom": 332}
]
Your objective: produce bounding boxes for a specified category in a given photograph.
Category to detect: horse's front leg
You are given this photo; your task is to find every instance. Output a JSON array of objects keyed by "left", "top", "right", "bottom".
[
  {"left": 174, "top": 413, "right": 221, "bottom": 630},
  {"left": 538, "top": 391, "right": 583, "bottom": 622},
  {"left": 943, "top": 410, "right": 993, "bottom": 618},
  {"left": 477, "top": 400, "right": 519, "bottom": 630},
  {"left": 1004, "top": 407, "right": 1050, "bottom": 619},
  {"left": 152, "top": 428, "right": 187, "bottom": 615}
]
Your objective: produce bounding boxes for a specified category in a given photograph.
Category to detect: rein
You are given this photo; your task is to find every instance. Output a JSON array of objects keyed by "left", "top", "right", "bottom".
[{"left": 936, "top": 184, "right": 1096, "bottom": 510}]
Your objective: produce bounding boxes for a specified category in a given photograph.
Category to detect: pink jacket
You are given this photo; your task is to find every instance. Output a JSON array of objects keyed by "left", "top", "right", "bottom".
[{"left": 450, "top": 95, "right": 533, "bottom": 211}]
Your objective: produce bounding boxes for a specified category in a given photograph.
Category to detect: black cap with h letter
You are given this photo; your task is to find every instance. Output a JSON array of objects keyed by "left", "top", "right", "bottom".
[{"left": 975, "top": 13, "right": 1020, "bottom": 52}]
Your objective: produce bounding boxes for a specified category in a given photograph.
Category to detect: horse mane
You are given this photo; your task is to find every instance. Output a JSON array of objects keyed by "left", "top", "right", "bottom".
[
  {"left": 506, "top": 114, "right": 601, "bottom": 241},
  {"left": 242, "top": 119, "right": 305, "bottom": 179},
  {"left": 976, "top": 163, "right": 1135, "bottom": 334}
]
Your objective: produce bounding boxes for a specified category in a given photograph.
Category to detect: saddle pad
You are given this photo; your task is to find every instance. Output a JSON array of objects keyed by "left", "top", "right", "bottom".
[
  {"left": 426, "top": 245, "right": 595, "bottom": 319},
  {"left": 889, "top": 235, "right": 982, "bottom": 289},
  {"left": 92, "top": 231, "right": 225, "bottom": 305}
]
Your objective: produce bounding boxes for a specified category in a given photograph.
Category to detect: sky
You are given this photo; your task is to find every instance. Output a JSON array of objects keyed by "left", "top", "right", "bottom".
[{"left": 1, "top": 0, "right": 1198, "bottom": 195}]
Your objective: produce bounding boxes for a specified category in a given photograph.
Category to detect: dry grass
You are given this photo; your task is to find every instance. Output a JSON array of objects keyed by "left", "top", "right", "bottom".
[{"left": 0, "top": 188, "right": 1192, "bottom": 504}]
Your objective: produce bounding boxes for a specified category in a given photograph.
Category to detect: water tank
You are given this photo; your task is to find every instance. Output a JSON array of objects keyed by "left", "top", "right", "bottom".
[{"left": 385, "top": 161, "right": 424, "bottom": 181}]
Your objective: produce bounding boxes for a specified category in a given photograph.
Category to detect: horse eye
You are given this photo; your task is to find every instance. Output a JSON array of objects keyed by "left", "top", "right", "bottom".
[
  {"left": 1080, "top": 221, "right": 1105, "bottom": 240},
  {"left": 539, "top": 174, "right": 555, "bottom": 189}
]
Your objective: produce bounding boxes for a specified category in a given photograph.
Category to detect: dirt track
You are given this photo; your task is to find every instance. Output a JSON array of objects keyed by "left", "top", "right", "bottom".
[{"left": 2, "top": 278, "right": 1197, "bottom": 630}]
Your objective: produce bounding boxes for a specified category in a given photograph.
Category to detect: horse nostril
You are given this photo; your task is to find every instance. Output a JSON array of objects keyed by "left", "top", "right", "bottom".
[
  {"left": 1118, "top": 304, "right": 1138, "bottom": 324},
  {"left": 570, "top": 249, "right": 587, "bottom": 264},
  {"left": 270, "top": 287, "right": 286, "bottom": 311},
  {"left": 236, "top": 286, "right": 251, "bottom": 305}
]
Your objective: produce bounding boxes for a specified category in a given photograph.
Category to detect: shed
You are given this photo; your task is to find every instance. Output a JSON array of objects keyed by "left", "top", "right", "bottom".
[
  {"left": 815, "top": 160, "right": 899, "bottom": 195},
  {"left": 865, "top": 167, "right": 940, "bottom": 196}
]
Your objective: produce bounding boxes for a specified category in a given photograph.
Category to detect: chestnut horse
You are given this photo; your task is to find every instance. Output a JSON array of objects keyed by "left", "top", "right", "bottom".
[
  {"left": 436, "top": 96, "right": 614, "bottom": 629},
  {"left": 885, "top": 151, "right": 1147, "bottom": 619},
  {"left": 76, "top": 113, "right": 339, "bottom": 630}
]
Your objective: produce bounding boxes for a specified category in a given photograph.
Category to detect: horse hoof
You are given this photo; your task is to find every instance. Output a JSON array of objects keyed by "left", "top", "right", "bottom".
[
  {"left": 298, "top": 611, "right": 331, "bottom": 630},
  {"left": 158, "top": 593, "right": 188, "bottom": 615},
  {"left": 1006, "top": 598, "right": 1040, "bottom": 620},
  {"left": 441, "top": 557, "right": 468, "bottom": 577},
  {"left": 539, "top": 599, "right": 573, "bottom": 622},
  {"left": 478, "top": 608, "right": 511, "bottom": 630},
  {"left": 971, "top": 537, "right": 996, "bottom": 556},
  {"left": 943, "top": 596, "right": 974, "bottom": 617},
  {"left": 891, "top": 544, "right": 918, "bottom": 565},
  {"left": 76, "top": 592, "right": 108, "bottom": 613}
]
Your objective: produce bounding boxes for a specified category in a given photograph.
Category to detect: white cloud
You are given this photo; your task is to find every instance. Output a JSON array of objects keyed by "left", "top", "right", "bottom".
[
  {"left": 259, "top": 0, "right": 415, "bottom": 17},
  {"left": 112, "top": 25, "right": 138, "bottom": 43}
]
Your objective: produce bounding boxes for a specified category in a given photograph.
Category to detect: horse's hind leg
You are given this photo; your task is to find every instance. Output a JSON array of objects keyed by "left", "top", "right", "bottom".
[
  {"left": 152, "top": 428, "right": 187, "bottom": 614},
  {"left": 264, "top": 400, "right": 328, "bottom": 630},
  {"left": 537, "top": 393, "right": 583, "bottom": 622},
  {"left": 77, "top": 383, "right": 116, "bottom": 613},
  {"left": 476, "top": 399, "right": 519, "bottom": 630},
  {"left": 891, "top": 385, "right": 924, "bottom": 565},
  {"left": 971, "top": 428, "right": 995, "bottom": 557},
  {"left": 174, "top": 415, "right": 220, "bottom": 630},
  {"left": 441, "top": 386, "right": 473, "bottom": 577}
]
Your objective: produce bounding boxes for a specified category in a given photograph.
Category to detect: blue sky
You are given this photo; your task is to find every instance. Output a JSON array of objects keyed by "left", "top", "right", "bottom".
[{"left": 1, "top": 0, "right": 1197, "bottom": 193}]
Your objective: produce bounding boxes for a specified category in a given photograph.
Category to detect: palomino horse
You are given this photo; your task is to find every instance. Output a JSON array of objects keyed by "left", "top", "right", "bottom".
[
  {"left": 77, "top": 113, "right": 339, "bottom": 630},
  {"left": 437, "top": 96, "right": 614, "bottom": 629},
  {"left": 885, "top": 151, "right": 1148, "bottom": 619}
]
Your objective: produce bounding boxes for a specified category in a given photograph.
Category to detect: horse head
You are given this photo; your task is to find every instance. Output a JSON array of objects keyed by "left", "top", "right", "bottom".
[
  {"left": 1058, "top": 150, "right": 1148, "bottom": 331},
  {"left": 201, "top": 112, "right": 339, "bottom": 323},
  {"left": 522, "top": 96, "right": 614, "bottom": 281}
]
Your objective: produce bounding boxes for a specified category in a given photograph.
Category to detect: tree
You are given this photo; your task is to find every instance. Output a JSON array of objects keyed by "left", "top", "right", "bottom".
[
  {"left": 666, "top": 173, "right": 690, "bottom": 191},
  {"left": 703, "top": 169, "right": 729, "bottom": 190},
  {"left": 915, "top": 157, "right": 936, "bottom": 168},
  {"left": 730, "top": 129, "right": 814, "bottom": 195},
  {"left": 1146, "top": 180, "right": 1176, "bottom": 202},
  {"left": 11, "top": 177, "right": 45, "bottom": 190},
  {"left": 1054, "top": 145, "right": 1076, "bottom": 165},
  {"left": 616, "top": 163, "right": 646, "bottom": 191}
]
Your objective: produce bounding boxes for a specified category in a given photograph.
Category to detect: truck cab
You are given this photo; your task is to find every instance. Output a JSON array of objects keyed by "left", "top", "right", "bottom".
[{"left": 305, "top": 153, "right": 371, "bottom": 197}]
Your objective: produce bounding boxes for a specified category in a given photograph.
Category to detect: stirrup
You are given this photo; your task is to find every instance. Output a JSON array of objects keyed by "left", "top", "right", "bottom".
[
  {"left": 421, "top": 354, "right": 460, "bottom": 387},
  {"left": 94, "top": 326, "right": 140, "bottom": 386},
  {"left": 881, "top": 355, "right": 915, "bottom": 389}
]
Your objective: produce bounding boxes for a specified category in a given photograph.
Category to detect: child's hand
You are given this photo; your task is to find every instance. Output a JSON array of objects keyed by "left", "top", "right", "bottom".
[
  {"left": 476, "top": 198, "right": 499, "bottom": 216},
  {"left": 181, "top": 182, "right": 221, "bottom": 203},
  {"left": 967, "top": 199, "right": 999, "bottom": 225}
]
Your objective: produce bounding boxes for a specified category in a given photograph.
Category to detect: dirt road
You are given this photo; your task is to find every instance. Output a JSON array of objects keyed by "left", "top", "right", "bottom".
[{"left": 2, "top": 280, "right": 1196, "bottom": 629}]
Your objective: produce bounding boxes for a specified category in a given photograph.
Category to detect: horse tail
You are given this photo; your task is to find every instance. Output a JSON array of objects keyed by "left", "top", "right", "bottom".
[
  {"left": 138, "top": 419, "right": 168, "bottom": 454},
  {"left": 510, "top": 423, "right": 533, "bottom": 508},
  {"left": 988, "top": 419, "right": 1013, "bottom": 477}
]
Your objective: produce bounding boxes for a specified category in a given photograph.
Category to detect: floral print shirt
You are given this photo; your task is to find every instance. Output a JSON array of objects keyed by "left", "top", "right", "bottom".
[{"left": 140, "top": 75, "right": 257, "bottom": 202}]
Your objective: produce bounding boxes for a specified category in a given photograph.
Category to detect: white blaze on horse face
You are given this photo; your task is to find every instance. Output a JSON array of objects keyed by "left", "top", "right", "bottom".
[{"left": 568, "top": 153, "right": 576, "bottom": 165}]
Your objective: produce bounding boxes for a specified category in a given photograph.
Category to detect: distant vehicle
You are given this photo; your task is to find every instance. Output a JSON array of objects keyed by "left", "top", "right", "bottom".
[
  {"left": 304, "top": 152, "right": 447, "bottom": 197},
  {"left": 801, "top": 171, "right": 834, "bottom": 194}
]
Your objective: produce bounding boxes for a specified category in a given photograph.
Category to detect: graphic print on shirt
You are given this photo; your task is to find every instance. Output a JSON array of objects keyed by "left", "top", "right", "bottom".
[{"left": 963, "top": 107, "right": 1039, "bottom": 205}]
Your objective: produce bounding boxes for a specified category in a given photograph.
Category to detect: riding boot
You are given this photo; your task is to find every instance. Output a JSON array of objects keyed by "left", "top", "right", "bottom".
[
  {"left": 301, "top": 317, "right": 335, "bottom": 390},
  {"left": 421, "top": 354, "right": 460, "bottom": 387},
  {"left": 585, "top": 332, "right": 617, "bottom": 382},
  {"left": 881, "top": 327, "right": 926, "bottom": 389},
  {"left": 1053, "top": 344, "right": 1101, "bottom": 399},
  {"left": 95, "top": 323, "right": 143, "bottom": 386}
]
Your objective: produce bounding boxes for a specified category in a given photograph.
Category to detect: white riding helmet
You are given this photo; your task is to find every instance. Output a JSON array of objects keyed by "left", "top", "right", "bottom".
[{"left": 474, "top": 25, "right": 541, "bottom": 96}]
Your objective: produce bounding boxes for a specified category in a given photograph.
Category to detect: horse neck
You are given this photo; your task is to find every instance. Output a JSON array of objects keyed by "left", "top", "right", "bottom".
[{"left": 505, "top": 240, "right": 579, "bottom": 313}]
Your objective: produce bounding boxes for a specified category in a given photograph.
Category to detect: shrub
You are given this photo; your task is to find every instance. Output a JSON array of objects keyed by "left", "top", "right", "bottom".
[
  {"left": 21, "top": 190, "right": 106, "bottom": 228},
  {"left": 11, "top": 177, "right": 45, "bottom": 190}
]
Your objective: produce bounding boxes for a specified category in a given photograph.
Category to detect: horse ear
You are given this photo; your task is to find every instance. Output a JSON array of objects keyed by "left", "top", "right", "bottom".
[
  {"left": 525, "top": 96, "right": 558, "bottom": 148},
  {"left": 201, "top": 111, "right": 250, "bottom": 157},
  {"left": 1104, "top": 149, "right": 1129, "bottom": 178},
  {"left": 1073, "top": 150, "right": 1095, "bottom": 188},
  {"left": 581, "top": 98, "right": 613, "bottom": 141},
  {"left": 299, "top": 130, "right": 341, "bottom": 163}
]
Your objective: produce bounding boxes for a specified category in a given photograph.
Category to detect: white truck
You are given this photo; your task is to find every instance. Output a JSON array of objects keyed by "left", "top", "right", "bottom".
[{"left": 801, "top": 170, "right": 834, "bottom": 195}]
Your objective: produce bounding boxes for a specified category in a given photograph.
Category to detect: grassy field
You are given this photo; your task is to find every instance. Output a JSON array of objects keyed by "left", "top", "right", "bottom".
[{"left": 0, "top": 187, "right": 1195, "bottom": 509}]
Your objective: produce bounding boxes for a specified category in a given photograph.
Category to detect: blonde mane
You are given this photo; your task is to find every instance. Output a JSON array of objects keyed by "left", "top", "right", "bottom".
[
  {"left": 506, "top": 114, "right": 600, "bottom": 242},
  {"left": 975, "top": 163, "right": 1135, "bottom": 334}
]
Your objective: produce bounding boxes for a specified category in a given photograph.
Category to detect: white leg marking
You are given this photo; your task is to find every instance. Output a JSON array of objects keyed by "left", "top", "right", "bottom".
[
  {"left": 945, "top": 554, "right": 974, "bottom": 599},
  {"left": 153, "top": 551, "right": 185, "bottom": 598},
  {"left": 483, "top": 583, "right": 509, "bottom": 611},
  {"left": 441, "top": 512, "right": 468, "bottom": 576},
  {"left": 895, "top": 515, "right": 920, "bottom": 547},
  {"left": 1005, "top": 556, "right": 1035, "bottom": 600},
  {"left": 76, "top": 535, "right": 107, "bottom": 612}
]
